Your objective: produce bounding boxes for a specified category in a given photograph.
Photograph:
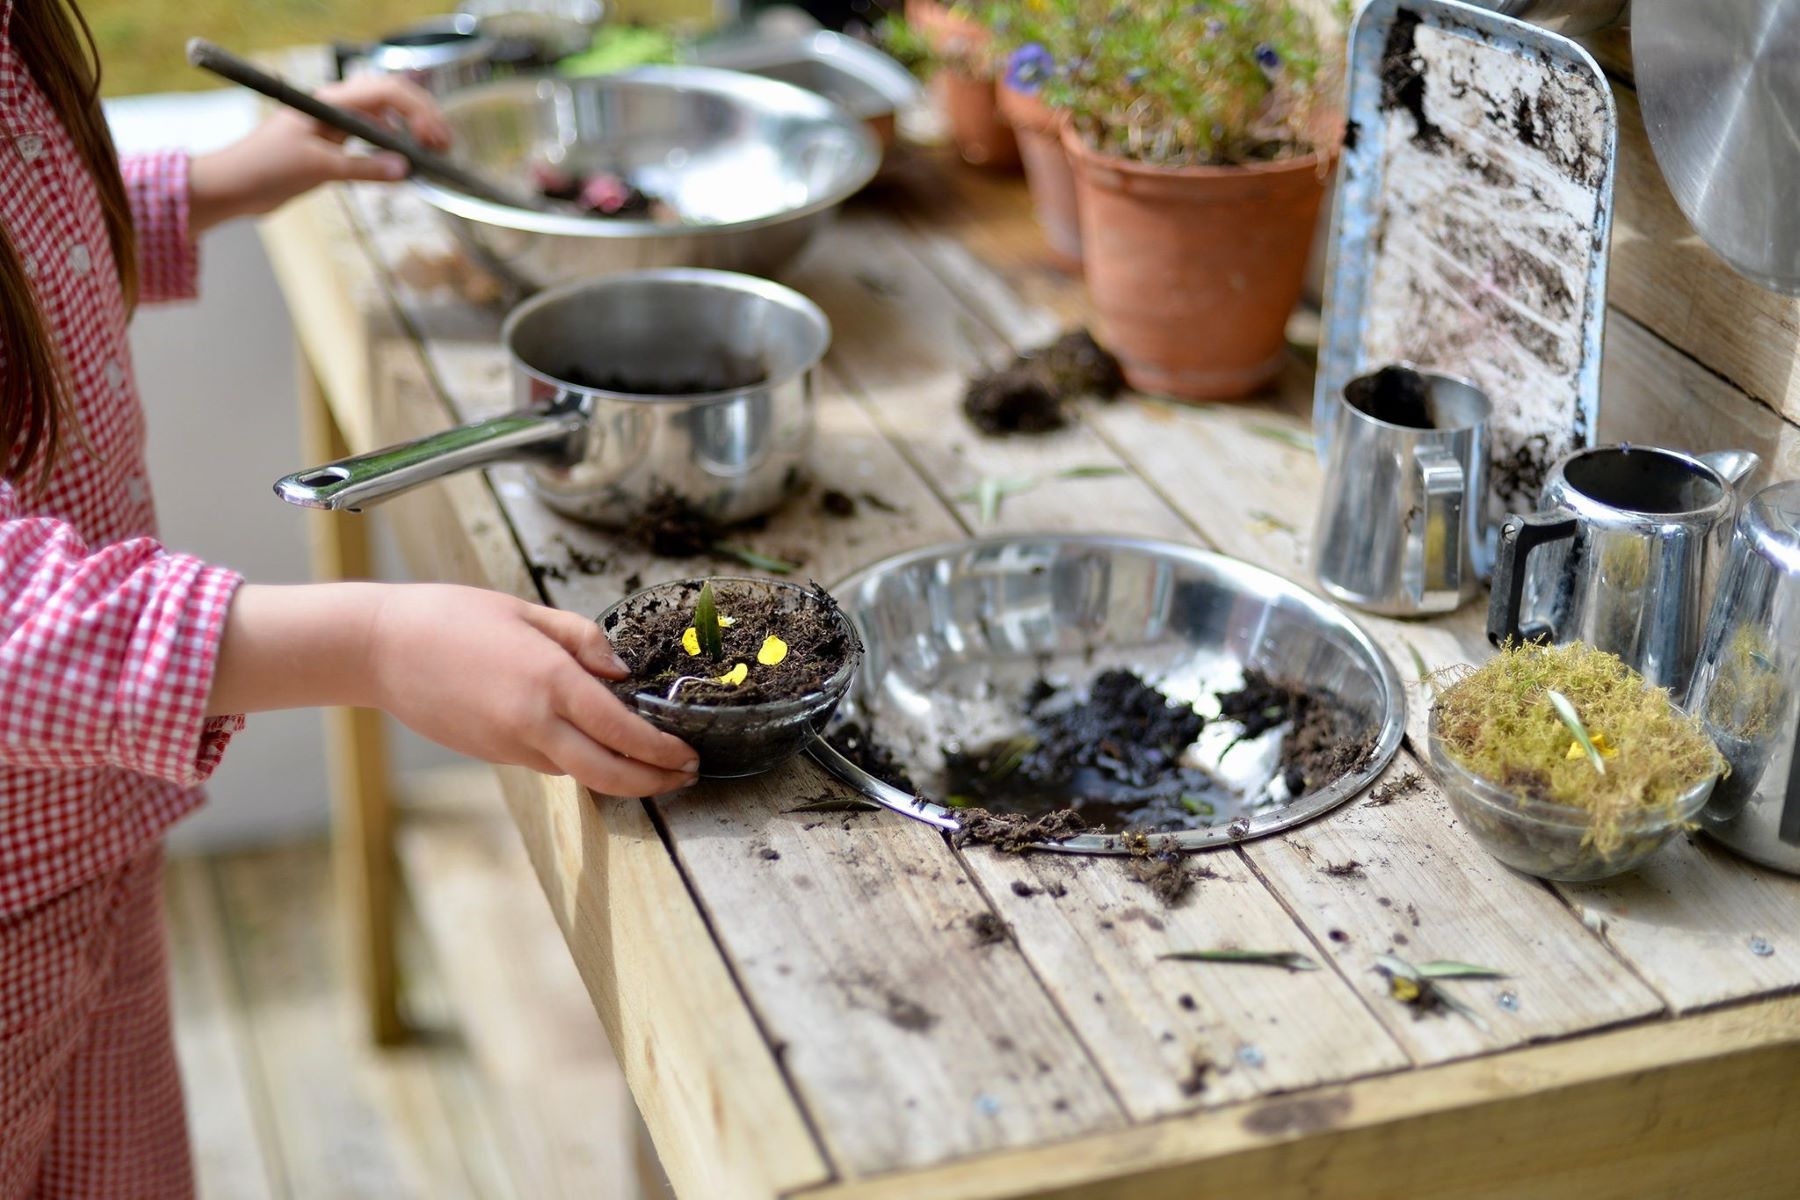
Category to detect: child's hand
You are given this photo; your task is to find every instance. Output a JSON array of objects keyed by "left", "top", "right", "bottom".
[
  {"left": 366, "top": 585, "right": 700, "bottom": 797},
  {"left": 210, "top": 582, "right": 700, "bottom": 797},
  {"left": 189, "top": 76, "right": 453, "bottom": 233}
]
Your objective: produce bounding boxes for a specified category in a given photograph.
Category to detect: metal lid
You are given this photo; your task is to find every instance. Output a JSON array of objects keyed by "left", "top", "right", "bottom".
[
  {"left": 1634, "top": 0, "right": 1800, "bottom": 294},
  {"left": 1742, "top": 480, "right": 1800, "bottom": 575}
]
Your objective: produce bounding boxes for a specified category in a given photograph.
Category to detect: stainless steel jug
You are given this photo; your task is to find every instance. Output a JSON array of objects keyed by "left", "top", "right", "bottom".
[
  {"left": 1688, "top": 480, "right": 1800, "bottom": 874},
  {"left": 1488, "top": 444, "right": 1759, "bottom": 692},
  {"left": 1313, "top": 364, "right": 1492, "bottom": 616}
]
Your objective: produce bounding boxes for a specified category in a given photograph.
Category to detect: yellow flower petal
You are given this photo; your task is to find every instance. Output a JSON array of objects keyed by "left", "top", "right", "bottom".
[
  {"left": 681, "top": 627, "right": 700, "bottom": 656},
  {"left": 1390, "top": 976, "right": 1421, "bottom": 1003},
  {"left": 1566, "top": 732, "right": 1619, "bottom": 761},
  {"left": 716, "top": 662, "right": 748, "bottom": 686},
  {"left": 756, "top": 635, "right": 789, "bottom": 666}
]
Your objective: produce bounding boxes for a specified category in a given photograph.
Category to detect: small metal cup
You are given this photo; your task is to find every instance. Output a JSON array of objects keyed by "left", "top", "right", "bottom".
[{"left": 1313, "top": 364, "right": 1493, "bottom": 616}]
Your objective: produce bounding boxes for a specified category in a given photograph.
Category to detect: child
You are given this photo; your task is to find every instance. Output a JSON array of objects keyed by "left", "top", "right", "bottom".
[{"left": 0, "top": 3, "right": 697, "bottom": 1195}]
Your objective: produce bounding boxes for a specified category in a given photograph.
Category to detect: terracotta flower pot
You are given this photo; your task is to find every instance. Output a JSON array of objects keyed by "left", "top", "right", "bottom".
[
  {"left": 906, "top": 0, "right": 1018, "bottom": 169},
  {"left": 938, "top": 68, "right": 1019, "bottom": 169},
  {"left": 997, "top": 83, "right": 1081, "bottom": 270},
  {"left": 1062, "top": 125, "right": 1334, "bottom": 402}
]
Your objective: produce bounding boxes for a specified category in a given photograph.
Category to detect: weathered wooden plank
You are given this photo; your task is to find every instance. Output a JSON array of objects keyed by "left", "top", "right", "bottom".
[
  {"left": 1557, "top": 833, "right": 1800, "bottom": 1015},
  {"left": 962, "top": 846, "right": 1408, "bottom": 1122},
  {"left": 787, "top": 993, "right": 1800, "bottom": 1200},
  {"left": 1608, "top": 85, "right": 1800, "bottom": 425},
  {"left": 398, "top": 767, "right": 644, "bottom": 1200},
  {"left": 164, "top": 858, "right": 280, "bottom": 1200},
  {"left": 493, "top": 767, "right": 832, "bottom": 1200},
  {"left": 800, "top": 215, "right": 1197, "bottom": 543},
  {"left": 211, "top": 845, "right": 490, "bottom": 1199},
  {"left": 659, "top": 776, "right": 1129, "bottom": 1175}
]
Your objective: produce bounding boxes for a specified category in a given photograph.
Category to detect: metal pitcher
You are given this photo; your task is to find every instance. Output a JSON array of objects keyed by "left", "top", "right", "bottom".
[
  {"left": 1488, "top": 444, "right": 1760, "bottom": 692},
  {"left": 1313, "top": 364, "right": 1492, "bottom": 616},
  {"left": 1687, "top": 480, "right": 1800, "bottom": 874}
]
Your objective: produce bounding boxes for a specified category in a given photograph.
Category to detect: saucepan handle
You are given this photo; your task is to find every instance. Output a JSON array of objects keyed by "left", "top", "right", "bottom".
[
  {"left": 275, "top": 407, "right": 587, "bottom": 512},
  {"left": 1413, "top": 447, "right": 1466, "bottom": 612},
  {"left": 1487, "top": 511, "right": 1579, "bottom": 647}
]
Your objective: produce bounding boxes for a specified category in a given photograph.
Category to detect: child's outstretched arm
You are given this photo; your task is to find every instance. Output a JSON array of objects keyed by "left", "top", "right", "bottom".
[
  {"left": 0, "top": 484, "right": 697, "bottom": 798},
  {"left": 209, "top": 581, "right": 700, "bottom": 798}
]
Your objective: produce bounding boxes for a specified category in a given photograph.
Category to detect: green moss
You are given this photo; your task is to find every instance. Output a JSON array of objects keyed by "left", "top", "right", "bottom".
[{"left": 1433, "top": 642, "right": 1723, "bottom": 856}]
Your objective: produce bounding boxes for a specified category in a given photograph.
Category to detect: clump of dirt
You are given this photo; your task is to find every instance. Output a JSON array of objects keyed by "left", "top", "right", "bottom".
[
  {"left": 962, "top": 329, "right": 1126, "bottom": 436},
  {"left": 1127, "top": 850, "right": 1198, "bottom": 906},
  {"left": 819, "top": 489, "right": 857, "bottom": 518},
  {"left": 826, "top": 721, "right": 917, "bottom": 793},
  {"left": 951, "top": 806, "right": 1088, "bottom": 853},
  {"left": 968, "top": 912, "right": 1010, "bottom": 945},
  {"left": 1218, "top": 670, "right": 1374, "bottom": 797},
  {"left": 1367, "top": 770, "right": 1424, "bottom": 807},
  {"left": 1345, "top": 365, "right": 1435, "bottom": 430},
  {"left": 1322, "top": 860, "right": 1364, "bottom": 878},
  {"left": 605, "top": 580, "right": 854, "bottom": 707}
]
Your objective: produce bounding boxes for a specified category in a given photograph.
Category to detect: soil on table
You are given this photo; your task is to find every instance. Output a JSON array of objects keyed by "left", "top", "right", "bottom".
[
  {"left": 962, "top": 328, "right": 1126, "bottom": 436},
  {"left": 1345, "top": 365, "right": 1434, "bottom": 429},
  {"left": 605, "top": 580, "right": 853, "bottom": 707}
]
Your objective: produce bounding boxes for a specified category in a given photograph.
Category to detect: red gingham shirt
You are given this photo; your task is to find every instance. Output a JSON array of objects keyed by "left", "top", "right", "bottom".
[{"left": 0, "top": 1, "right": 243, "bottom": 920}]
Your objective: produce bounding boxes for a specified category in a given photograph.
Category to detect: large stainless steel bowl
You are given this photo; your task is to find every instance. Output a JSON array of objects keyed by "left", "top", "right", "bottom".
[
  {"left": 809, "top": 536, "right": 1407, "bottom": 854},
  {"left": 414, "top": 66, "right": 881, "bottom": 292}
]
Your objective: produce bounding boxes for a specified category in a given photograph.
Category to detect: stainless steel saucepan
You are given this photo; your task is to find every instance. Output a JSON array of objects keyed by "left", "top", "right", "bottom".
[{"left": 274, "top": 268, "right": 829, "bottom": 526}]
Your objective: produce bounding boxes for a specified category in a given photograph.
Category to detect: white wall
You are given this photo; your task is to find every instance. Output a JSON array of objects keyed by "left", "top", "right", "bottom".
[{"left": 109, "top": 90, "right": 457, "bottom": 851}]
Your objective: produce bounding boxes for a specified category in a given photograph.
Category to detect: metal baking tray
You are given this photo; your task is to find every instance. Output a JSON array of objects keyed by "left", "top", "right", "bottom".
[
  {"left": 1315, "top": 0, "right": 1617, "bottom": 521},
  {"left": 807, "top": 535, "right": 1406, "bottom": 854}
]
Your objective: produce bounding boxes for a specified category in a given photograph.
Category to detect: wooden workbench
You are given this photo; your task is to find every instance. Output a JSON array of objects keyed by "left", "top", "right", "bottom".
[{"left": 258, "top": 124, "right": 1800, "bottom": 1197}]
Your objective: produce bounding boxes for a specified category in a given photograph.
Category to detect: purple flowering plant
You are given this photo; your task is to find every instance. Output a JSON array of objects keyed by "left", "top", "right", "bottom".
[{"left": 977, "top": 0, "right": 1345, "bottom": 168}]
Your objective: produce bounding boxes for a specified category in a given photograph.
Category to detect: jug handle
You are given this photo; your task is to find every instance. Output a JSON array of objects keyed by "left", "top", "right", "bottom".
[
  {"left": 1487, "top": 512, "right": 1578, "bottom": 647},
  {"left": 1414, "top": 447, "right": 1467, "bottom": 612}
]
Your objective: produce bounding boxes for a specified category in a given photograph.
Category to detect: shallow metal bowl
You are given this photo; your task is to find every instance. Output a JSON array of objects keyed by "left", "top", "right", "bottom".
[
  {"left": 413, "top": 66, "right": 880, "bottom": 292},
  {"left": 808, "top": 535, "right": 1406, "bottom": 853}
]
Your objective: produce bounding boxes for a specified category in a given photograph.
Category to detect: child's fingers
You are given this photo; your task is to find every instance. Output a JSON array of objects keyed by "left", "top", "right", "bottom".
[
  {"left": 334, "top": 151, "right": 409, "bottom": 182},
  {"left": 545, "top": 721, "right": 698, "bottom": 797},
  {"left": 316, "top": 77, "right": 453, "bottom": 149},
  {"left": 521, "top": 604, "right": 629, "bottom": 677},
  {"left": 557, "top": 676, "right": 698, "bottom": 773}
]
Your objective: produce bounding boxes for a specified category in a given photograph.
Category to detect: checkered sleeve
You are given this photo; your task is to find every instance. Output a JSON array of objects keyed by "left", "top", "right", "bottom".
[
  {"left": 120, "top": 151, "right": 199, "bottom": 304},
  {"left": 0, "top": 482, "right": 245, "bottom": 786}
]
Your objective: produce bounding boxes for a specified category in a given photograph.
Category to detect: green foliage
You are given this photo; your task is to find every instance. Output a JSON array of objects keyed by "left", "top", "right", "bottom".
[
  {"left": 693, "top": 581, "right": 725, "bottom": 662},
  {"left": 976, "top": 0, "right": 1345, "bottom": 167}
]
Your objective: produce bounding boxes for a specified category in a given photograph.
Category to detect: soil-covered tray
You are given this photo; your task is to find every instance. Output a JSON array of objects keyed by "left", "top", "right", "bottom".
[
  {"left": 808, "top": 535, "right": 1406, "bottom": 854},
  {"left": 602, "top": 577, "right": 862, "bottom": 778}
]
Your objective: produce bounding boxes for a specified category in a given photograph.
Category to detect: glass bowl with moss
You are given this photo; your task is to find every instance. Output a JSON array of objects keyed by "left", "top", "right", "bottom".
[
  {"left": 1427, "top": 643, "right": 1724, "bottom": 882},
  {"left": 600, "top": 577, "right": 862, "bottom": 778}
]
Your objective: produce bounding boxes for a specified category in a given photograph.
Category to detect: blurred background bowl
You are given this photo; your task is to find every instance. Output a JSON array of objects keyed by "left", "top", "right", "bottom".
[{"left": 413, "top": 65, "right": 881, "bottom": 292}]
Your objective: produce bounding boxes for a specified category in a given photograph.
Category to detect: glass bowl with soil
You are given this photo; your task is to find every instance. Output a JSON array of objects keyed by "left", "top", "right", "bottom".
[
  {"left": 601, "top": 577, "right": 862, "bottom": 779},
  {"left": 1427, "top": 642, "right": 1724, "bottom": 882}
]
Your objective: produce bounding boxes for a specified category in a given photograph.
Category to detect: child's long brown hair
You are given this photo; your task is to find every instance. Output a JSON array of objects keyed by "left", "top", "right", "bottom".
[{"left": 1, "top": 0, "right": 137, "bottom": 488}]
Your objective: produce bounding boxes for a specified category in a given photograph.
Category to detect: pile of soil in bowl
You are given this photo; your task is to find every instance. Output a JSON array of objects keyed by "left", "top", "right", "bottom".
[
  {"left": 605, "top": 580, "right": 854, "bottom": 707},
  {"left": 940, "top": 669, "right": 1372, "bottom": 836},
  {"left": 962, "top": 328, "right": 1127, "bottom": 436}
]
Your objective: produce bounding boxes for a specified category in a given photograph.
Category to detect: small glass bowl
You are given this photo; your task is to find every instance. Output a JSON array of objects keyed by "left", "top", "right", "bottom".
[
  {"left": 1426, "top": 711, "right": 1715, "bottom": 883},
  {"left": 600, "top": 577, "right": 862, "bottom": 779}
]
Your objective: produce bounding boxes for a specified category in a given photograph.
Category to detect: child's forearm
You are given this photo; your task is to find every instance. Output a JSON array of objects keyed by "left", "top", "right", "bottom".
[{"left": 207, "top": 582, "right": 385, "bottom": 715}]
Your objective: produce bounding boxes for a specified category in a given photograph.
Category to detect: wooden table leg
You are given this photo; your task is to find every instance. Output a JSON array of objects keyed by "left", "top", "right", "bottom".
[{"left": 297, "top": 352, "right": 405, "bottom": 1045}]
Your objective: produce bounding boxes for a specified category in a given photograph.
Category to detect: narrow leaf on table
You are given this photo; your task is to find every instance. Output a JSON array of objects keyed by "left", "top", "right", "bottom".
[
  {"left": 1161, "top": 949, "right": 1320, "bottom": 972},
  {"left": 1246, "top": 422, "right": 1314, "bottom": 453},
  {"left": 1415, "top": 960, "right": 1509, "bottom": 980},
  {"left": 712, "top": 543, "right": 799, "bottom": 575},
  {"left": 784, "top": 796, "right": 880, "bottom": 813}
]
